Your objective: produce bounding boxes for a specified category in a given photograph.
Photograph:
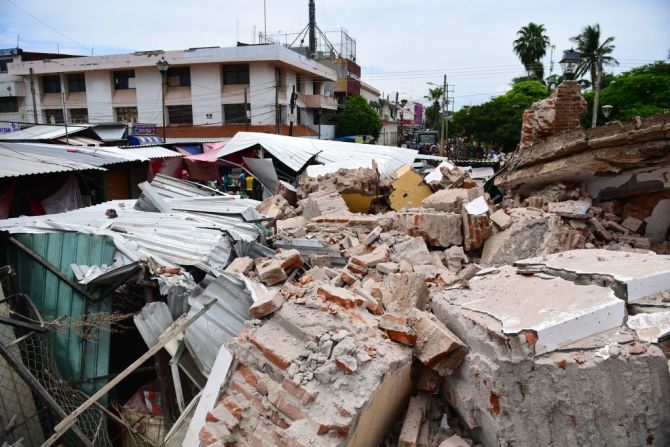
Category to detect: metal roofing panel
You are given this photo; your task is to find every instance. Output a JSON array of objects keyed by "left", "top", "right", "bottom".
[
  {"left": 0, "top": 142, "right": 142, "bottom": 167},
  {"left": 150, "top": 174, "right": 224, "bottom": 198},
  {"left": 220, "top": 132, "right": 418, "bottom": 178},
  {"left": 166, "top": 137, "right": 231, "bottom": 144},
  {"left": 123, "top": 147, "right": 182, "bottom": 159},
  {"left": 0, "top": 144, "right": 104, "bottom": 178},
  {"left": 0, "top": 124, "right": 90, "bottom": 141},
  {"left": 90, "top": 125, "right": 128, "bottom": 141}
]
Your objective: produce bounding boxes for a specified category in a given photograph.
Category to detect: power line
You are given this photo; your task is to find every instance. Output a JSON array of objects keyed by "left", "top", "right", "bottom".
[{"left": 4, "top": 0, "right": 92, "bottom": 53}]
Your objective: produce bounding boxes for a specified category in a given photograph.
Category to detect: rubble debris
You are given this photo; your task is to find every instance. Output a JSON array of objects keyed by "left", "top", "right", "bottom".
[
  {"left": 547, "top": 199, "right": 591, "bottom": 218},
  {"left": 425, "top": 161, "right": 474, "bottom": 191},
  {"left": 298, "top": 166, "right": 381, "bottom": 214},
  {"left": 421, "top": 189, "right": 470, "bottom": 213},
  {"left": 489, "top": 209, "right": 512, "bottom": 230},
  {"left": 249, "top": 290, "right": 285, "bottom": 319},
  {"left": 514, "top": 249, "right": 670, "bottom": 302},
  {"left": 300, "top": 187, "right": 352, "bottom": 219},
  {"left": 199, "top": 290, "right": 414, "bottom": 446},
  {"left": 256, "top": 194, "right": 297, "bottom": 220},
  {"left": 392, "top": 237, "right": 432, "bottom": 265},
  {"left": 432, "top": 250, "right": 670, "bottom": 447},
  {"left": 398, "top": 394, "right": 429, "bottom": 447},
  {"left": 626, "top": 311, "right": 670, "bottom": 343},
  {"left": 390, "top": 165, "right": 433, "bottom": 211},
  {"left": 396, "top": 209, "right": 463, "bottom": 248},
  {"left": 224, "top": 256, "right": 255, "bottom": 274},
  {"left": 256, "top": 258, "right": 288, "bottom": 286},
  {"left": 408, "top": 309, "right": 468, "bottom": 376}
]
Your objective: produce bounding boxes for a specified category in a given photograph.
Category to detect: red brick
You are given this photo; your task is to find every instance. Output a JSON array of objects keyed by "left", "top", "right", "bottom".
[
  {"left": 276, "top": 249, "right": 303, "bottom": 271},
  {"left": 398, "top": 394, "right": 429, "bottom": 447},
  {"left": 335, "top": 355, "right": 358, "bottom": 374},
  {"left": 281, "top": 378, "right": 318, "bottom": 405},
  {"left": 379, "top": 313, "right": 417, "bottom": 346},
  {"left": 317, "top": 285, "right": 365, "bottom": 308},
  {"left": 409, "top": 309, "right": 468, "bottom": 373},
  {"left": 249, "top": 291, "right": 284, "bottom": 319},
  {"left": 269, "top": 391, "right": 306, "bottom": 421}
]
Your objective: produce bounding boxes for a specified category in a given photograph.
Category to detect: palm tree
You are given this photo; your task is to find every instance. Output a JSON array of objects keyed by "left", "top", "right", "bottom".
[
  {"left": 570, "top": 24, "right": 619, "bottom": 88},
  {"left": 571, "top": 24, "right": 619, "bottom": 127},
  {"left": 424, "top": 87, "right": 443, "bottom": 129},
  {"left": 513, "top": 23, "right": 550, "bottom": 79}
]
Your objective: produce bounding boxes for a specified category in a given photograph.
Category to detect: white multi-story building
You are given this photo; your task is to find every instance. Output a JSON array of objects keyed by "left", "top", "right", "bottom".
[{"left": 6, "top": 44, "right": 338, "bottom": 134}]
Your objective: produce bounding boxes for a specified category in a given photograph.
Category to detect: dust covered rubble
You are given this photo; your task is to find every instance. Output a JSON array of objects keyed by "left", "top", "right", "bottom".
[{"left": 196, "top": 162, "right": 670, "bottom": 447}]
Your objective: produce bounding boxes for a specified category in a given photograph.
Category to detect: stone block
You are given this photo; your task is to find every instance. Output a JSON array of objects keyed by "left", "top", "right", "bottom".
[
  {"left": 316, "top": 285, "right": 365, "bottom": 308},
  {"left": 225, "top": 256, "right": 255, "bottom": 274},
  {"left": 249, "top": 291, "right": 284, "bottom": 319},
  {"left": 364, "top": 225, "right": 383, "bottom": 245},
  {"left": 398, "top": 394, "right": 429, "bottom": 447},
  {"left": 377, "top": 262, "right": 400, "bottom": 275},
  {"left": 257, "top": 259, "right": 288, "bottom": 286},
  {"left": 396, "top": 210, "right": 463, "bottom": 248},
  {"left": 385, "top": 273, "right": 430, "bottom": 314},
  {"left": 408, "top": 309, "right": 468, "bottom": 375},
  {"left": 393, "top": 237, "right": 432, "bottom": 265},
  {"left": 490, "top": 209, "right": 512, "bottom": 230},
  {"left": 351, "top": 245, "right": 390, "bottom": 268},
  {"left": 621, "top": 216, "right": 644, "bottom": 233},
  {"left": 421, "top": 189, "right": 470, "bottom": 213}
]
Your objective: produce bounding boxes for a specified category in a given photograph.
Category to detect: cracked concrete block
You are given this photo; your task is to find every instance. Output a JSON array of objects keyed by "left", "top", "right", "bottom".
[
  {"left": 421, "top": 188, "right": 470, "bottom": 213},
  {"left": 547, "top": 199, "right": 591, "bottom": 218},
  {"left": 256, "top": 258, "right": 288, "bottom": 285},
  {"left": 489, "top": 209, "right": 511, "bottom": 230},
  {"left": 393, "top": 237, "right": 432, "bottom": 265},
  {"left": 225, "top": 256, "right": 255, "bottom": 274},
  {"left": 515, "top": 249, "right": 670, "bottom": 302},
  {"left": 395, "top": 210, "right": 463, "bottom": 248}
]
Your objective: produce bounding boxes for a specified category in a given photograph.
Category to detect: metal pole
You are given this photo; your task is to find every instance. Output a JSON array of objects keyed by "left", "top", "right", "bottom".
[
  {"left": 61, "top": 82, "right": 69, "bottom": 144},
  {"left": 244, "top": 87, "right": 249, "bottom": 131},
  {"left": 263, "top": 0, "right": 267, "bottom": 42},
  {"left": 288, "top": 84, "right": 296, "bottom": 136},
  {"left": 161, "top": 71, "right": 167, "bottom": 142},
  {"left": 441, "top": 75, "right": 446, "bottom": 148},
  {"left": 29, "top": 67, "right": 38, "bottom": 123},
  {"left": 591, "top": 55, "right": 602, "bottom": 128},
  {"left": 275, "top": 68, "right": 280, "bottom": 134}
]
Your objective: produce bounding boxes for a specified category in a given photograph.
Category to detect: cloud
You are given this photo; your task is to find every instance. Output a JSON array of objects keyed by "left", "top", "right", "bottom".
[{"left": 1, "top": 0, "right": 668, "bottom": 109}]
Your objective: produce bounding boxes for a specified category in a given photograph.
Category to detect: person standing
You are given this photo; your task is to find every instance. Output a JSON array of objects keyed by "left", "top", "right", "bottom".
[{"left": 245, "top": 174, "right": 254, "bottom": 198}]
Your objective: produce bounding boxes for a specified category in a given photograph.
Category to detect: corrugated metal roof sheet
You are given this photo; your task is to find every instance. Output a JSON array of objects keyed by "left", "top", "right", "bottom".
[
  {"left": 220, "top": 132, "right": 418, "bottom": 178},
  {"left": 0, "top": 143, "right": 104, "bottom": 178},
  {"left": 123, "top": 147, "right": 182, "bottom": 159},
  {"left": 0, "top": 125, "right": 91, "bottom": 141},
  {"left": 0, "top": 142, "right": 144, "bottom": 168},
  {"left": 166, "top": 137, "right": 231, "bottom": 144},
  {"left": 150, "top": 173, "right": 224, "bottom": 198}
]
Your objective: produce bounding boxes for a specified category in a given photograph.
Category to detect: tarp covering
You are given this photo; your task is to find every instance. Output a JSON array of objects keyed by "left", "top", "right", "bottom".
[
  {"left": 149, "top": 157, "right": 184, "bottom": 181},
  {"left": 219, "top": 132, "right": 418, "bottom": 179},
  {"left": 183, "top": 144, "right": 227, "bottom": 181},
  {"left": 127, "top": 135, "right": 163, "bottom": 146},
  {"left": 41, "top": 176, "right": 83, "bottom": 214}
]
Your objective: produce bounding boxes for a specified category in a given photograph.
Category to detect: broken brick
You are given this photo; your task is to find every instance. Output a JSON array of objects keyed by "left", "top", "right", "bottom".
[
  {"left": 256, "top": 258, "right": 288, "bottom": 285},
  {"left": 398, "top": 394, "right": 429, "bottom": 447},
  {"left": 225, "top": 256, "right": 255, "bottom": 274},
  {"left": 409, "top": 309, "right": 468, "bottom": 374},
  {"left": 380, "top": 312, "right": 417, "bottom": 346},
  {"left": 316, "top": 285, "right": 365, "bottom": 308},
  {"left": 249, "top": 291, "right": 284, "bottom": 319}
]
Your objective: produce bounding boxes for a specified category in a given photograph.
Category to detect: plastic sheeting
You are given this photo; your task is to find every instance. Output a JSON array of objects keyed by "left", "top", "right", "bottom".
[{"left": 41, "top": 176, "right": 83, "bottom": 214}]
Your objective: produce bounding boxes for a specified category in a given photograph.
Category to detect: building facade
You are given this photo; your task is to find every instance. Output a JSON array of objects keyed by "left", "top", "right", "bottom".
[{"left": 6, "top": 45, "right": 337, "bottom": 135}]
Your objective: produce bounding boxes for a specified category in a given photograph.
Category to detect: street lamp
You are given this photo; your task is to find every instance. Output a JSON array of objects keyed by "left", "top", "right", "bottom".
[
  {"left": 427, "top": 79, "right": 448, "bottom": 147},
  {"left": 156, "top": 56, "right": 170, "bottom": 143},
  {"left": 602, "top": 104, "right": 613, "bottom": 120},
  {"left": 559, "top": 49, "right": 581, "bottom": 81}
]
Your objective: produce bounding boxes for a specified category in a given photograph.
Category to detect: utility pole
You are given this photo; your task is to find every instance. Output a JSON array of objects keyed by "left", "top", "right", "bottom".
[
  {"left": 394, "top": 91, "right": 399, "bottom": 146},
  {"left": 592, "top": 55, "right": 603, "bottom": 128},
  {"left": 244, "top": 87, "right": 249, "bottom": 131},
  {"left": 29, "top": 67, "right": 38, "bottom": 123},
  {"left": 60, "top": 82, "right": 69, "bottom": 144},
  {"left": 441, "top": 74, "right": 447, "bottom": 148},
  {"left": 275, "top": 68, "right": 280, "bottom": 134},
  {"left": 288, "top": 85, "right": 296, "bottom": 136},
  {"left": 263, "top": 0, "right": 267, "bottom": 42}
]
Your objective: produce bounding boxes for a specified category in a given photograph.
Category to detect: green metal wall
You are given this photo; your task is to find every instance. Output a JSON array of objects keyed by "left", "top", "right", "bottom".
[{"left": 5, "top": 232, "right": 116, "bottom": 396}]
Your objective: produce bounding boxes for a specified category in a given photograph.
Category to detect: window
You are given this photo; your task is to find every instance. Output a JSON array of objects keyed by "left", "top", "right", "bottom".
[
  {"left": 43, "top": 75, "right": 61, "bottom": 93},
  {"left": 167, "top": 67, "right": 190, "bottom": 87},
  {"left": 68, "top": 108, "right": 89, "bottom": 124},
  {"left": 114, "top": 70, "right": 135, "bottom": 89},
  {"left": 44, "top": 109, "right": 64, "bottom": 124},
  {"left": 115, "top": 107, "right": 138, "bottom": 123},
  {"left": 312, "top": 81, "right": 322, "bottom": 95},
  {"left": 0, "top": 59, "right": 10, "bottom": 73},
  {"left": 222, "top": 64, "right": 249, "bottom": 85},
  {"left": 223, "top": 103, "right": 249, "bottom": 124},
  {"left": 167, "top": 105, "right": 192, "bottom": 124},
  {"left": 0, "top": 97, "right": 18, "bottom": 113},
  {"left": 67, "top": 73, "right": 86, "bottom": 92}
]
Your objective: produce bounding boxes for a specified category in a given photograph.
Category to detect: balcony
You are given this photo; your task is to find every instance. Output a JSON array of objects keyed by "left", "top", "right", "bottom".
[{"left": 300, "top": 93, "right": 338, "bottom": 110}]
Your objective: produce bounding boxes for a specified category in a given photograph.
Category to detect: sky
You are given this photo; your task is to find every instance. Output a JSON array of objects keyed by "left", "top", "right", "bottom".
[{"left": 1, "top": 0, "right": 668, "bottom": 110}]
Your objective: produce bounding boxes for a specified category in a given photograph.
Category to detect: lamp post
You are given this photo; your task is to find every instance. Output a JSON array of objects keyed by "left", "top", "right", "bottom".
[
  {"left": 559, "top": 49, "right": 580, "bottom": 81},
  {"left": 427, "top": 77, "right": 447, "bottom": 148},
  {"left": 156, "top": 56, "right": 170, "bottom": 143}
]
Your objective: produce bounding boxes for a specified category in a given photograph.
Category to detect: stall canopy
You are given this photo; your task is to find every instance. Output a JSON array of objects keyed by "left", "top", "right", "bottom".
[
  {"left": 183, "top": 143, "right": 227, "bottom": 181},
  {"left": 219, "top": 132, "right": 418, "bottom": 179}
]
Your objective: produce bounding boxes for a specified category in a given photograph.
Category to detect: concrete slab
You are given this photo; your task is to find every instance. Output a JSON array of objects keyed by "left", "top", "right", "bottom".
[
  {"left": 626, "top": 311, "right": 670, "bottom": 343},
  {"left": 455, "top": 265, "right": 625, "bottom": 354},
  {"left": 515, "top": 249, "right": 670, "bottom": 302}
]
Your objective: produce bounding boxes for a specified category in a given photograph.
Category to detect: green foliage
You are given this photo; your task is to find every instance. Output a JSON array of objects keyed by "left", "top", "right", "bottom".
[
  {"left": 424, "top": 87, "right": 444, "bottom": 130},
  {"left": 513, "top": 23, "right": 550, "bottom": 77},
  {"left": 581, "top": 61, "right": 670, "bottom": 126},
  {"left": 335, "top": 95, "right": 382, "bottom": 140},
  {"left": 450, "top": 80, "right": 549, "bottom": 151}
]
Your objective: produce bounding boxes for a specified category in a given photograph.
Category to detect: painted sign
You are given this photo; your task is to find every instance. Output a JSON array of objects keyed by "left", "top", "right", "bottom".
[
  {"left": 0, "top": 122, "right": 19, "bottom": 133},
  {"left": 131, "top": 123, "right": 157, "bottom": 136}
]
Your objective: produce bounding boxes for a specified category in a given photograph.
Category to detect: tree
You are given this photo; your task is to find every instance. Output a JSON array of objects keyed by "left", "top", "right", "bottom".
[
  {"left": 570, "top": 24, "right": 619, "bottom": 88},
  {"left": 450, "top": 80, "right": 549, "bottom": 151},
  {"left": 513, "top": 23, "right": 550, "bottom": 79},
  {"left": 581, "top": 61, "right": 670, "bottom": 126},
  {"left": 424, "top": 86, "right": 443, "bottom": 130},
  {"left": 335, "top": 95, "right": 382, "bottom": 140}
]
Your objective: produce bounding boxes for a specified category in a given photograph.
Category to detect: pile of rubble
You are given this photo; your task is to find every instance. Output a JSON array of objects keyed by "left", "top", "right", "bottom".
[{"left": 196, "top": 123, "right": 670, "bottom": 446}]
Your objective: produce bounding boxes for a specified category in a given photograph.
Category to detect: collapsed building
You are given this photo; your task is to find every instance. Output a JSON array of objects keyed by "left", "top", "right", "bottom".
[{"left": 0, "top": 86, "right": 668, "bottom": 447}]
